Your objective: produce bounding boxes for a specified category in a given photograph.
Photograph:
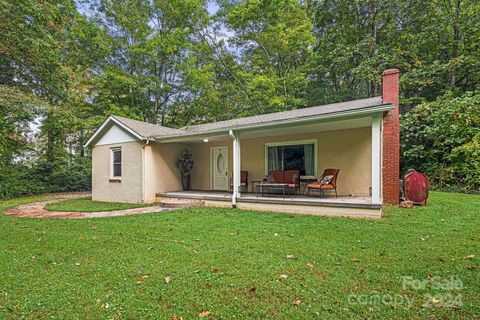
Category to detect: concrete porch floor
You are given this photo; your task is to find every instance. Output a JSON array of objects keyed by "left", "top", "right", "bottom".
[{"left": 156, "top": 190, "right": 382, "bottom": 219}]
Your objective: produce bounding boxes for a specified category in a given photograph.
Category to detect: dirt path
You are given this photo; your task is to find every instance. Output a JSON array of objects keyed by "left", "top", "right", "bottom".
[{"left": 4, "top": 192, "right": 169, "bottom": 219}]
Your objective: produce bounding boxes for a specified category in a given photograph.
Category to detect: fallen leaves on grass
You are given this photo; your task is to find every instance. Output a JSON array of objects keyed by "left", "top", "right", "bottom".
[
  {"left": 136, "top": 279, "right": 144, "bottom": 284},
  {"left": 278, "top": 274, "right": 288, "bottom": 280},
  {"left": 172, "top": 314, "right": 182, "bottom": 320},
  {"left": 465, "top": 255, "right": 475, "bottom": 259},
  {"left": 199, "top": 310, "right": 211, "bottom": 318},
  {"left": 211, "top": 268, "right": 220, "bottom": 273},
  {"left": 291, "top": 300, "right": 302, "bottom": 306},
  {"left": 286, "top": 254, "right": 296, "bottom": 259},
  {"left": 430, "top": 297, "right": 441, "bottom": 304}
]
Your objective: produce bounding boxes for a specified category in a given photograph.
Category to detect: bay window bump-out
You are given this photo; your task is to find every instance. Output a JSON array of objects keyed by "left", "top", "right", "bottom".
[
  {"left": 264, "top": 140, "right": 317, "bottom": 179},
  {"left": 111, "top": 147, "right": 122, "bottom": 179}
]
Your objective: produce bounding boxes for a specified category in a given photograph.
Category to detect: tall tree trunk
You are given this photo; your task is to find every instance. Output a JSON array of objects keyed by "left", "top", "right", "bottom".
[{"left": 450, "top": 0, "right": 461, "bottom": 89}]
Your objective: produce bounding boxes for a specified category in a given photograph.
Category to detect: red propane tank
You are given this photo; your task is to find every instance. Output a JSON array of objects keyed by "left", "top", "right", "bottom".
[{"left": 403, "top": 170, "right": 429, "bottom": 205}]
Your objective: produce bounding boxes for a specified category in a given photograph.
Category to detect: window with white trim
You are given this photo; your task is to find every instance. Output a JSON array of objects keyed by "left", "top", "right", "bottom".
[
  {"left": 111, "top": 147, "right": 122, "bottom": 178},
  {"left": 265, "top": 140, "right": 317, "bottom": 178}
]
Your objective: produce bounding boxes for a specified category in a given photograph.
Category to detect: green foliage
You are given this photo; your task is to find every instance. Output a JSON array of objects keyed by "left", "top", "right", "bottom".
[
  {"left": 401, "top": 92, "right": 480, "bottom": 191},
  {"left": 0, "top": 158, "right": 91, "bottom": 199}
]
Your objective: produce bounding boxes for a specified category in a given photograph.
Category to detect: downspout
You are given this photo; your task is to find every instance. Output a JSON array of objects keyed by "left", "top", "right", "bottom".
[
  {"left": 141, "top": 139, "right": 151, "bottom": 203},
  {"left": 229, "top": 130, "right": 238, "bottom": 208}
]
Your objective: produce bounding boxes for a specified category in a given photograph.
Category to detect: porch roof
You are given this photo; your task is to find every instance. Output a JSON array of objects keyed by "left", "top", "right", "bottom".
[{"left": 155, "top": 96, "right": 392, "bottom": 142}]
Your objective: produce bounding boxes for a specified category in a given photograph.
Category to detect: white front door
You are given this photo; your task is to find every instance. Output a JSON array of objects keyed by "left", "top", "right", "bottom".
[{"left": 211, "top": 147, "right": 228, "bottom": 190}]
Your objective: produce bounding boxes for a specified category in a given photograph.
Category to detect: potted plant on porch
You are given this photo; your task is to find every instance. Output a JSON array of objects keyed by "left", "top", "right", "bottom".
[{"left": 176, "top": 149, "right": 194, "bottom": 191}]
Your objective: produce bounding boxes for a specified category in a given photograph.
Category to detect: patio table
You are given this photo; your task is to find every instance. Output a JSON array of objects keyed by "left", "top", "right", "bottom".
[{"left": 256, "top": 183, "right": 289, "bottom": 197}]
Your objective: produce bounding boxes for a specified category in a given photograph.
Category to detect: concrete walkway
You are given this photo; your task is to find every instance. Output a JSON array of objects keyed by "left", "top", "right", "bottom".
[{"left": 4, "top": 193, "right": 169, "bottom": 219}]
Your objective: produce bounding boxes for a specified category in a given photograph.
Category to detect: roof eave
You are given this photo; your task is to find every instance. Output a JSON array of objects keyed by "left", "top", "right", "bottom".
[{"left": 155, "top": 103, "right": 394, "bottom": 143}]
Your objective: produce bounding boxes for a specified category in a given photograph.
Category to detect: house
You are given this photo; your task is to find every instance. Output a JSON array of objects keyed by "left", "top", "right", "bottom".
[{"left": 85, "top": 69, "right": 401, "bottom": 218}]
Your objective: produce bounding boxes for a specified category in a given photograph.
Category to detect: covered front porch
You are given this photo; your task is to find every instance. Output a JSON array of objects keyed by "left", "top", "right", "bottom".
[{"left": 150, "top": 107, "right": 386, "bottom": 218}]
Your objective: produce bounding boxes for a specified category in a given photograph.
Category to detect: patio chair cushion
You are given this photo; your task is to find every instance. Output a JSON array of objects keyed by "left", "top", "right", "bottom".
[
  {"left": 307, "top": 183, "right": 335, "bottom": 189},
  {"left": 319, "top": 184, "right": 335, "bottom": 189},
  {"left": 270, "top": 170, "right": 284, "bottom": 183},
  {"left": 307, "top": 182, "right": 321, "bottom": 189},
  {"left": 267, "top": 170, "right": 300, "bottom": 188},
  {"left": 284, "top": 170, "right": 299, "bottom": 184},
  {"left": 320, "top": 175, "right": 334, "bottom": 185}
]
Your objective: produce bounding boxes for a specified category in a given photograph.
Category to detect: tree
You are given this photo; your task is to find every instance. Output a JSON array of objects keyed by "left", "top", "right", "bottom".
[
  {"left": 222, "top": 0, "right": 315, "bottom": 113},
  {"left": 92, "top": 0, "right": 209, "bottom": 125}
]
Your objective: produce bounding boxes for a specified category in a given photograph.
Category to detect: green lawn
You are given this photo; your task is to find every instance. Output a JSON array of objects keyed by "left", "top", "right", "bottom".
[
  {"left": 0, "top": 192, "right": 478, "bottom": 319},
  {"left": 44, "top": 197, "right": 147, "bottom": 212}
]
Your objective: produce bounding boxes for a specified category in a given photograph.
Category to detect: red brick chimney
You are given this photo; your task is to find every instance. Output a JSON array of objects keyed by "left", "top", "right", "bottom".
[{"left": 382, "top": 69, "right": 400, "bottom": 205}]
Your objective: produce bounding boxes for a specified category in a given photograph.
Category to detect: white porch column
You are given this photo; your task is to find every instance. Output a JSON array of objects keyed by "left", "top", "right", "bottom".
[
  {"left": 229, "top": 130, "right": 241, "bottom": 207},
  {"left": 371, "top": 114, "right": 382, "bottom": 204}
]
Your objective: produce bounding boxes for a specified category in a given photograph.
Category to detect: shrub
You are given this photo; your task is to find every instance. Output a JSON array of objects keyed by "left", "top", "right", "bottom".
[{"left": 400, "top": 92, "right": 480, "bottom": 192}]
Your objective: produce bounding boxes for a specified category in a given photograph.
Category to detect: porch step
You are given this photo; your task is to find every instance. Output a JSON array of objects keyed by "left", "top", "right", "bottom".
[{"left": 158, "top": 198, "right": 205, "bottom": 209}]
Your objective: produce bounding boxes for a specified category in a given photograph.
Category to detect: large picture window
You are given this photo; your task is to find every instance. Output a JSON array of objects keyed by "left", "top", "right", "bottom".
[
  {"left": 111, "top": 148, "right": 122, "bottom": 178},
  {"left": 265, "top": 140, "right": 317, "bottom": 178}
]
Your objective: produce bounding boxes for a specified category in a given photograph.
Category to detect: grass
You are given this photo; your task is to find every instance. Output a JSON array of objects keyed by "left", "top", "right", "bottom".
[
  {"left": 0, "top": 192, "right": 479, "bottom": 319},
  {"left": 44, "top": 197, "right": 147, "bottom": 212}
]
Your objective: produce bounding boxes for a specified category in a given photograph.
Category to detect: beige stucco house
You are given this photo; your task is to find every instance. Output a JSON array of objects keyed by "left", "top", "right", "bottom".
[{"left": 85, "top": 70, "right": 401, "bottom": 218}]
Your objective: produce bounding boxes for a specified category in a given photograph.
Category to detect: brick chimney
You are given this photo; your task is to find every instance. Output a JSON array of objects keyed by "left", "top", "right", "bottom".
[{"left": 381, "top": 69, "right": 400, "bottom": 205}]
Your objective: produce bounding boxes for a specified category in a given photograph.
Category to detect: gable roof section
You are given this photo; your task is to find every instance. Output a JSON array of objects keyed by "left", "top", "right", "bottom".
[
  {"left": 85, "top": 96, "right": 393, "bottom": 146},
  {"left": 84, "top": 115, "right": 184, "bottom": 147}
]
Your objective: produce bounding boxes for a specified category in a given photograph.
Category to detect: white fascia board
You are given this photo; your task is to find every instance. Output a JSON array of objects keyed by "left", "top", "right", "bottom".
[
  {"left": 156, "top": 104, "right": 394, "bottom": 143},
  {"left": 84, "top": 116, "right": 144, "bottom": 147}
]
